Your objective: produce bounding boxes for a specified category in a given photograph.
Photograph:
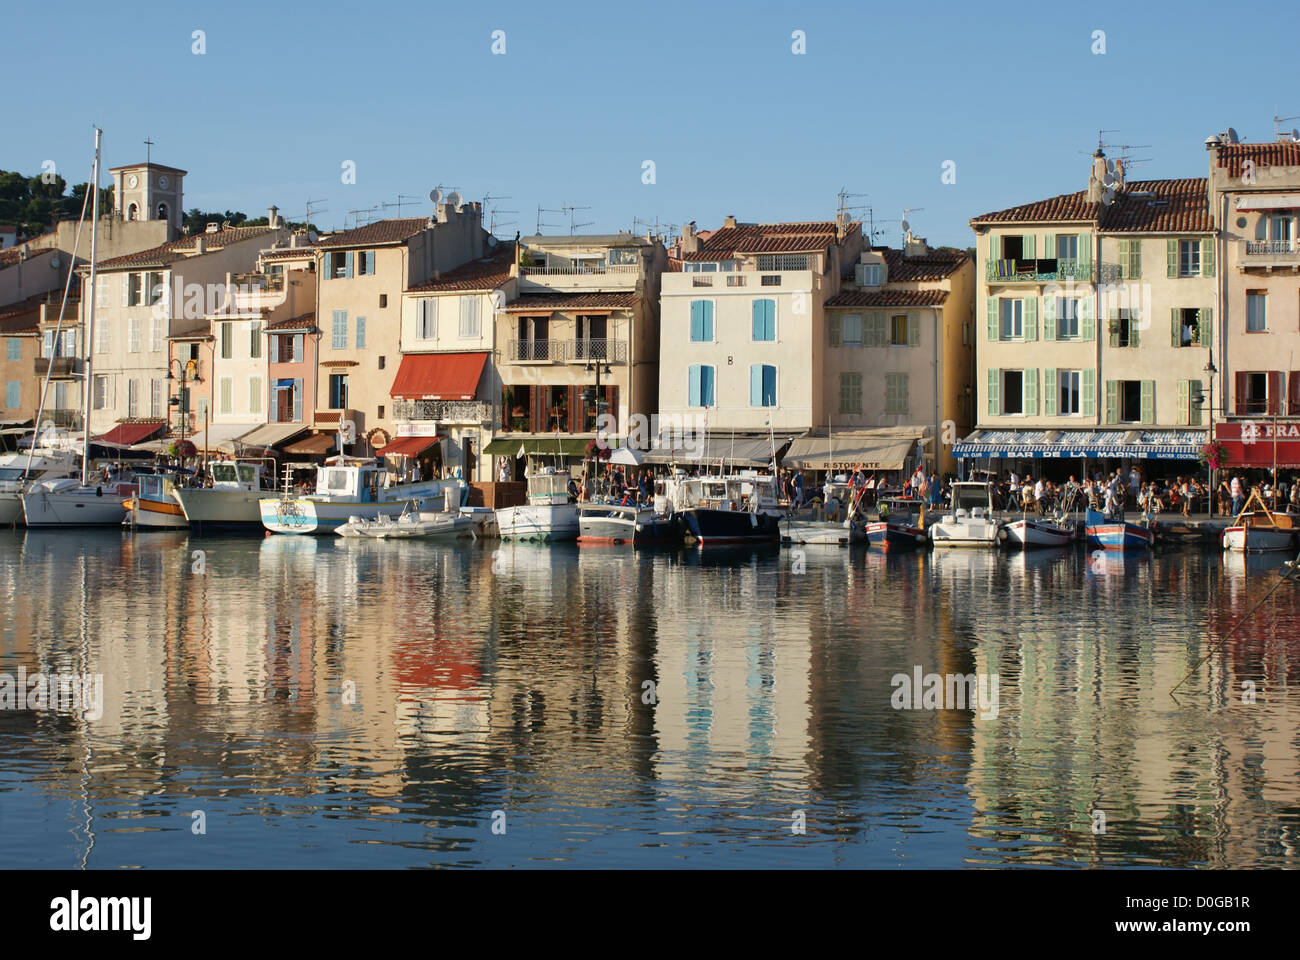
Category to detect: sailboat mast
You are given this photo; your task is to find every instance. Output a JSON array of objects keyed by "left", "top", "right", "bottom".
[{"left": 80, "top": 127, "right": 101, "bottom": 486}]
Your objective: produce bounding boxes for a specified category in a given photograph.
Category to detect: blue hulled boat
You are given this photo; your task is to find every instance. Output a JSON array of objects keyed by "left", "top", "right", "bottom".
[{"left": 1084, "top": 508, "right": 1154, "bottom": 550}]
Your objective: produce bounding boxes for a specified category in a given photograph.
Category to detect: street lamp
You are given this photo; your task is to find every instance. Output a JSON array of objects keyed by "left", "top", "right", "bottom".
[
  {"left": 585, "top": 359, "right": 612, "bottom": 494},
  {"left": 165, "top": 357, "right": 198, "bottom": 446}
]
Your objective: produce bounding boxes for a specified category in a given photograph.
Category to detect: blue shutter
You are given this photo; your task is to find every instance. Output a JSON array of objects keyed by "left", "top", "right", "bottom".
[
  {"left": 323, "top": 252, "right": 333, "bottom": 278},
  {"left": 292, "top": 379, "right": 303, "bottom": 422},
  {"left": 750, "top": 365, "right": 762, "bottom": 406},
  {"left": 751, "top": 299, "right": 775, "bottom": 340},
  {"left": 332, "top": 311, "right": 347, "bottom": 349},
  {"left": 293, "top": 335, "right": 304, "bottom": 363},
  {"left": 701, "top": 366, "right": 714, "bottom": 406},
  {"left": 269, "top": 334, "right": 280, "bottom": 363},
  {"left": 356, "top": 316, "right": 366, "bottom": 349},
  {"left": 702, "top": 301, "right": 713, "bottom": 340},
  {"left": 690, "top": 301, "right": 706, "bottom": 341},
  {"left": 763, "top": 365, "right": 776, "bottom": 405},
  {"left": 688, "top": 365, "right": 701, "bottom": 407},
  {"left": 344, "top": 251, "right": 354, "bottom": 279}
]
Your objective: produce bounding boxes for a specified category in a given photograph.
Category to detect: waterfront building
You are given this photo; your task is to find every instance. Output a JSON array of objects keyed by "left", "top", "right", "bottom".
[{"left": 960, "top": 153, "right": 1214, "bottom": 477}]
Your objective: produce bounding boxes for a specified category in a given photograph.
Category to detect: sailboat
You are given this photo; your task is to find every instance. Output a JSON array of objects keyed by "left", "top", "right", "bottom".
[
  {"left": 21, "top": 128, "right": 140, "bottom": 528},
  {"left": 1222, "top": 488, "right": 1299, "bottom": 553}
]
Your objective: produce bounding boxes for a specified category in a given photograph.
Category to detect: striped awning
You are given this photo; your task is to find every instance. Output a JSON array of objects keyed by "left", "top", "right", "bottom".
[{"left": 954, "top": 428, "right": 1207, "bottom": 460}]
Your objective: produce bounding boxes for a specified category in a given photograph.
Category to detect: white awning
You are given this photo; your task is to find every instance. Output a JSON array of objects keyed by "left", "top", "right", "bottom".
[
  {"left": 189, "top": 423, "right": 258, "bottom": 451},
  {"left": 783, "top": 431, "right": 924, "bottom": 471},
  {"left": 238, "top": 423, "right": 308, "bottom": 448},
  {"left": 1236, "top": 194, "right": 1300, "bottom": 211}
]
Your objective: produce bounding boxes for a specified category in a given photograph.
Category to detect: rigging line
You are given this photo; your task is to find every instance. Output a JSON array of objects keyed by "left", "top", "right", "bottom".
[
  {"left": 26, "top": 163, "right": 92, "bottom": 474},
  {"left": 1169, "top": 569, "right": 1293, "bottom": 696}
]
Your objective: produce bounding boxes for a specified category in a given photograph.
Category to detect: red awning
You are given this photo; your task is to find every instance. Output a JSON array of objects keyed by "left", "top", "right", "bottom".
[
  {"left": 379, "top": 435, "right": 440, "bottom": 458},
  {"left": 95, "top": 420, "right": 165, "bottom": 446},
  {"left": 389, "top": 352, "right": 487, "bottom": 400},
  {"left": 1215, "top": 422, "right": 1300, "bottom": 468}
]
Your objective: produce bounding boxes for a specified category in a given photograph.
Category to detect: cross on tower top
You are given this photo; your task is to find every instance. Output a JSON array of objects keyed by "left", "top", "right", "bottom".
[{"left": 143, "top": 137, "right": 155, "bottom": 164}]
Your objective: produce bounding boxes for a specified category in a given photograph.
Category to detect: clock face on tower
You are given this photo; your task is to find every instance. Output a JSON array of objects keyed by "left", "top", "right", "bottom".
[
  {"left": 159, "top": 176, "right": 169, "bottom": 189},
  {"left": 127, "top": 174, "right": 139, "bottom": 188}
]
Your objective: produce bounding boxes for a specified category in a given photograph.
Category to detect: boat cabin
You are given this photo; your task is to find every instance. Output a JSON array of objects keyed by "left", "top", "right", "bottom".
[
  {"left": 313, "top": 459, "right": 388, "bottom": 503},
  {"left": 137, "top": 473, "right": 178, "bottom": 504},
  {"left": 208, "top": 461, "right": 265, "bottom": 491},
  {"left": 947, "top": 482, "right": 993, "bottom": 518},
  {"left": 667, "top": 473, "right": 780, "bottom": 513},
  {"left": 526, "top": 466, "right": 573, "bottom": 505}
]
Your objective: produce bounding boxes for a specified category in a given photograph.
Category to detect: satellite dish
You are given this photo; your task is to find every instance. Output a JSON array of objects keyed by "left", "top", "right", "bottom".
[
  {"left": 430, "top": 188, "right": 443, "bottom": 205},
  {"left": 1102, "top": 186, "right": 1116, "bottom": 206},
  {"left": 1292, "top": 128, "right": 1299, "bottom": 142},
  {"left": 1227, "top": 127, "right": 1240, "bottom": 144},
  {"left": 900, "top": 219, "right": 910, "bottom": 234},
  {"left": 447, "top": 191, "right": 462, "bottom": 208}
]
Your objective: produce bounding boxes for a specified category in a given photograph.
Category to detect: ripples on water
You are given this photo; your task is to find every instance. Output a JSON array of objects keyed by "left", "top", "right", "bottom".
[{"left": 0, "top": 529, "right": 1297, "bottom": 868}]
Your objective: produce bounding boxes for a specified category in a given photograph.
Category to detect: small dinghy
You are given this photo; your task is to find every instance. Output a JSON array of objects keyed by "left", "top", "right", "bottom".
[{"left": 336, "top": 503, "right": 474, "bottom": 539}]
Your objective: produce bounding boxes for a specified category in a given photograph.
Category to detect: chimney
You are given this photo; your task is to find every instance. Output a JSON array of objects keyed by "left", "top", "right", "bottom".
[
  {"left": 268, "top": 205, "right": 279, "bottom": 229},
  {"left": 1086, "top": 148, "right": 1107, "bottom": 203},
  {"left": 680, "top": 220, "right": 701, "bottom": 254},
  {"left": 194, "top": 235, "right": 206, "bottom": 254},
  {"left": 723, "top": 215, "right": 737, "bottom": 229}
]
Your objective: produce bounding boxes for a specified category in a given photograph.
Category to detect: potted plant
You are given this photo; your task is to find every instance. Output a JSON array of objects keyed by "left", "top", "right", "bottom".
[{"left": 1199, "top": 440, "right": 1225, "bottom": 470}]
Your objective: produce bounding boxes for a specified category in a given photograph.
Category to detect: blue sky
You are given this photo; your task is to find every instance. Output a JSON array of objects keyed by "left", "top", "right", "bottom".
[{"left": 8, "top": 0, "right": 1297, "bottom": 247}]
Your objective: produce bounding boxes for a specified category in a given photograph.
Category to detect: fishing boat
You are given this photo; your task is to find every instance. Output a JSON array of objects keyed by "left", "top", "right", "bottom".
[
  {"left": 335, "top": 503, "right": 474, "bottom": 539},
  {"left": 780, "top": 476, "right": 869, "bottom": 545},
  {"left": 928, "top": 482, "right": 1001, "bottom": 548},
  {"left": 173, "top": 460, "right": 273, "bottom": 531},
  {"left": 1222, "top": 490, "right": 1299, "bottom": 553},
  {"left": 496, "top": 466, "right": 579, "bottom": 541},
  {"left": 260, "top": 456, "right": 466, "bottom": 534},
  {"left": 577, "top": 501, "right": 681, "bottom": 545},
  {"left": 1003, "top": 515, "right": 1076, "bottom": 548},
  {"left": 664, "top": 472, "right": 781, "bottom": 545},
  {"left": 123, "top": 473, "right": 190, "bottom": 529},
  {"left": 863, "top": 497, "right": 928, "bottom": 550},
  {"left": 1084, "top": 507, "right": 1154, "bottom": 550},
  {"left": 0, "top": 446, "right": 79, "bottom": 525}
]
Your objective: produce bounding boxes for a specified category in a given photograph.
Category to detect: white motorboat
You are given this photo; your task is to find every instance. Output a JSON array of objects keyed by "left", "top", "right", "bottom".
[
  {"left": 1222, "top": 491, "right": 1298, "bottom": 553},
  {"left": 336, "top": 506, "right": 474, "bottom": 539},
  {"left": 577, "top": 501, "right": 681, "bottom": 544},
  {"left": 1003, "top": 516, "right": 1076, "bottom": 548},
  {"left": 928, "top": 482, "right": 1002, "bottom": 548},
  {"left": 21, "top": 474, "right": 137, "bottom": 527},
  {"left": 261, "top": 456, "right": 466, "bottom": 534},
  {"left": 174, "top": 460, "right": 273, "bottom": 531},
  {"left": 496, "top": 466, "right": 579, "bottom": 541},
  {"left": 778, "top": 516, "right": 860, "bottom": 545},
  {"left": 0, "top": 446, "right": 80, "bottom": 525},
  {"left": 123, "top": 473, "right": 190, "bottom": 529}
]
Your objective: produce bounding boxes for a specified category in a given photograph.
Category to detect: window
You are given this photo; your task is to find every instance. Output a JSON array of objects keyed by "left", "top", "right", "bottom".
[
  {"left": 95, "top": 317, "right": 109, "bottom": 354},
  {"left": 1057, "top": 298, "right": 1079, "bottom": 339},
  {"left": 219, "top": 377, "right": 232, "bottom": 414},
  {"left": 1268, "top": 213, "right": 1293, "bottom": 244},
  {"left": 839, "top": 373, "right": 862, "bottom": 414},
  {"left": 93, "top": 376, "right": 109, "bottom": 410},
  {"left": 125, "top": 317, "right": 139, "bottom": 353},
  {"left": 1173, "top": 307, "right": 1203, "bottom": 346},
  {"left": 857, "top": 263, "right": 884, "bottom": 286},
  {"left": 5, "top": 338, "right": 19, "bottom": 361},
  {"left": 4, "top": 381, "right": 18, "bottom": 409},
  {"left": 329, "top": 373, "right": 349, "bottom": 409},
  {"left": 96, "top": 276, "right": 110, "bottom": 308},
  {"left": 459, "top": 297, "right": 480, "bottom": 337},
  {"left": 1105, "top": 379, "right": 1151, "bottom": 423},
  {"left": 216, "top": 321, "right": 231, "bottom": 359},
  {"left": 1058, "top": 370, "right": 1081, "bottom": 415},
  {"left": 332, "top": 310, "right": 347, "bottom": 349},
  {"left": 885, "top": 372, "right": 909, "bottom": 415},
  {"left": 355, "top": 316, "right": 366, "bottom": 349},
  {"left": 890, "top": 315, "right": 909, "bottom": 345},
  {"left": 379, "top": 294, "right": 387, "bottom": 308},
  {"left": 687, "top": 364, "right": 715, "bottom": 407},
  {"left": 1238, "top": 372, "right": 1272, "bottom": 415},
  {"left": 1056, "top": 235, "right": 1078, "bottom": 260},
  {"left": 357, "top": 250, "right": 373, "bottom": 276},
  {"left": 148, "top": 316, "right": 162, "bottom": 353},
  {"left": 1110, "top": 310, "right": 1139, "bottom": 348},
  {"left": 128, "top": 378, "right": 140, "bottom": 417},
  {"left": 755, "top": 253, "right": 808, "bottom": 271},
  {"left": 128, "top": 273, "right": 142, "bottom": 306},
  {"left": 1247, "top": 292, "right": 1267, "bottom": 332},
  {"left": 157, "top": 202, "right": 168, "bottom": 221},
  {"left": 749, "top": 364, "right": 777, "bottom": 407},
  {"left": 1178, "top": 240, "right": 1200, "bottom": 277},
  {"left": 842, "top": 313, "right": 862, "bottom": 347},
  {"left": 1179, "top": 379, "right": 1205, "bottom": 425},
  {"left": 250, "top": 321, "right": 262, "bottom": 358},
  {"left": 689, "top": 300, "right": 714, "bottom": 341},
  {"left": 759, "top": 275, "right": 782, "bottom": 287},
  {"left": 865, "top": 312, "right": 887, "bottom": 347},
  {"left": 378, "top": 405, "right": 385, "bottom": 420},
  {"left": 1117, "top": 238, "right": 1141, "bottom": 279},
  {"left": 150, "top": 378, "right": 163, "bottom": 417},
  {"left": 147, "top": 272, "right": 165, "bottom": 305},
  {"left": 1001, "top": 236, "right": 1025, "bottom": 261},
  {"left": 417, "top": 299, "right": 437, "bottom": 339},
  {"left": 1000, "top": 299, "right": 1023, "bottom": 339},
  {"left": 1002, "top": 370, "right": 1024, "bottom": 415},
  {"left": 292, "top": 334, "right": 304, "bottom": 363},
  {"left": 751, "top": 299, "right": 776, "bottom": 341},
  {"left": 249, "top": 376, "right": 262, "bottom": 415}
]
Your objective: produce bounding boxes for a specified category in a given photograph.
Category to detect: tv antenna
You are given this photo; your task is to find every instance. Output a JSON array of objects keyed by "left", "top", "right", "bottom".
[
  {"left": 560, "top": 202, "right": 593, "bottom": 234},
  {"left": 381, "top": 194, "right": 421, "bottom": 217},
  {"left": 862, "top": 208, "right": 888, "bottom": 246},
  {"left": 284, "top": 198, "right": 327, "bottom": 226},
  {"left": 901, "top": 207, "right": 924, "bottom": 246},
  {"left": 633, "top": 217, "right": 679, "bottom": 239},
  {"left": 483, "top": 193, "right": 517, "bottom": 234},
  {"left": 536, "top": 205, "right": 563, "bottom": 234},
  {"left": 836, "top": 188, "right": 869, "bottom": 223},
  {"left": 1273, "top": 113, "right": 1300, "bottom": 140},
  {"left": 346, "top": 204, "right": 381, "bottom": 229}
]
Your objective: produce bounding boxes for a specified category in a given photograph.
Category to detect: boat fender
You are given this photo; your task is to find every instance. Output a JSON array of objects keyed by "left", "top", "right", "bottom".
[
  {"left": 997, "top": 528, "right": 1007, "bottom": 540},
  {"left": 750, "top": 511, "right": 758, "bottom": 528},
  {"left": 96, "top": 486, "right": 103, "bottom": 497}
]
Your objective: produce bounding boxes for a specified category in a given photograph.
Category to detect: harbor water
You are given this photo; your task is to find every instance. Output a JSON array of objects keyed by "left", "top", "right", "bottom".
[{"left": 1, "top": 528, "right": 1298, "bottom": 868}]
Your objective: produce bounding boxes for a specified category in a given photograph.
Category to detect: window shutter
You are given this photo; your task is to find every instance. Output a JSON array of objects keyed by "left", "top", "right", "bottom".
[
  {"left": 1078, "top": 232, "right": 1091, "bottom": 269},
  {"left": 987, "top": 368, "right": 999, "bottom": 416},
  {"left": 1289, "top": 372, "right": 1300, "bottom": 416},
  {"left": 270, "top": 335, "right": 279, "bottom": 363},
  {"left": 1109, "top": 312, "right": 1119, "bottom": 349},
  {"left": 1118, "top": 239, "right": 1129, "bottom": 278},
  {"left": 122, "top": 274, "right": 129, "bottom": 306},
  {"left": 688, "top": 365, "right": 701, "bottom": 407},
  {"left": 1171, "top": 308, "right": 1181, "bottom": 347},
  {"left": 322, "top": 252, "right": 332, "bottom": 278},
  {"left": 1042, "top": 296, "right": 1056, "bottom": 341},
  {"left": 1201, "top": 237, "right": 1214, "bottom": 277},
  {"left": 1023, "top": 297, "right": 1037, "bottom": 341},
  {"left": 1105, "top": 380, "right": 1118, "bottom": 424},
  {"left": 828, "top": 314, "right": 841, "bottom": 347},
  {"left": 1191, "top": 381, "right": 1205, "bottom": 426},
  {"left": 1080, "top": 295, "right": 1095, "bottom": 341},
  {"left": 1178, "top": 379, "right": 1190, "bottom": 425},
  {"left": 988, "top": 234, "right": 999, "bottom": 262},
  {"left": 293, "top": 335, "right": 304, "bottom": 363},
  {"left": 1141, "top": 380, "right": 1155, "bottom": 424},
  {"left": 750, "top": 365, "right": 762, "bottom": 406},
  {"left": 1167, "top": 239, "right": 1178, "bottom": 278},
  {"left": 1268, "top": 371, "right": 1284, "bottom": 414},
  {"left": 292, "top": 379, "right": 303, "bottom": 421},
  {"left": 987, "top": 298, "right": 999, "bottom": 342},
  {"left": 1234, "top": 371, "right": 1248, "bottom": 415},
  {"left": 356, "top": 316, "right": 366, "bottom": 349},
  {"left": 1082, "top": 368, "right": 1095, "bottom": 417},
  {"left": 344, "top": 251, "right": 354, "bottom": 279},
  {"left": 690, "top": 301, "right": 703, "bottom": 340},
  {"left": 1130, "top": 315, "right": 1139, "bottom": 349},
  {"left": 1043, "top": 368, "right": 1057, "bottom": 416},
  {"left": 907, "top": 314, "right": 920, "bottom": 347},
  {"left": 1129, "top": 239, "right": 1141, "bottom": 279},
  {"left": 1023, "top": 367, "right": 1037, "bottom": 416},
  {"left": 764, "top": 365, "right": 777, "bottom": 405},
  {"left": 1023, "top": 234, "right": 1036, "bottom": 259},
  {"left": 1044, "top": 233, "right": 1055, "bottom": 258},
  {"left": 1198, "top": 308, "right": 1212, "bottom": 347}
]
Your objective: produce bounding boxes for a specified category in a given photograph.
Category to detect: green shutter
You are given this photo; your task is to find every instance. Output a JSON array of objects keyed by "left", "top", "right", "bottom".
[
  {"left": 1023, "top": 297, "right": 1037, "bottom": 341},
  {"left": 1042, "top": 295, "right": 1056, "bottom": 341},
  {"left": 1023, "top": 234, "right": 1036, "bottom": 259},
  {"left": 1023, "top": 367, "right": 1038, "bottom": 416},
  {"left": 1044, "top": 368, "right": 1057, "bottom": 416},
  {"left": 1080, "top": 295, "right": 1095, "bottom": 341},
  {"left": 1109, "top": 312, "right": 1119, "bottom": 348},
  {"left": 1105, "top": 380, "right": 1118, "bottom": 424},
  {"left": 987, "top": 298, "right": 999, "bottom": 342},
  {"left": 907, "top": 314, "right": 920, "bottom": 347},
  {"left": 1191, "top": 380, "right": 1204, "bottom": 426},
  {"left": 1118, "top": 239, "right": 1129, "bottom": 278},
  {"left": 1167, "top": 239, "right": 1178, "bottom": 278},
  {"left": 1178, "top": 379, "right": 1190, "bottom": 425},
  {"left": 1141, "top": 380, "right": 1155, "bottom": 424},
  {"left": 987, "top": 368, "right": 1000, "bottom": 416},
  {"left": 1082, "top": 368, "right": 1096, "bottom": 417},
  {"left": 1078, "top": 232, "right": 1092, "bottom": 269},
  {"left": 1201, "top": 237, "right": 1214, "bottom": 277},
  {"left": 828, "top": 313, "right": 841, "bottom": 347},
  {"left": 1130, "top": 314, "right": 1139, "bottom": 349},
  {"left": 1044, "top": 233, "right": 1055, "bottom": 259},
  {"left": 989, "top": 233, "right": 999, "bottom": 263},
  {"left": 1129, "top": 239, "right": 1141, "bottom": 279},
  {"left": 1198, "top": 307, "right": 1212, "bottom": 347},
  {"left": 1171, "top": 308, "right": 1181, "bottom": 347}
]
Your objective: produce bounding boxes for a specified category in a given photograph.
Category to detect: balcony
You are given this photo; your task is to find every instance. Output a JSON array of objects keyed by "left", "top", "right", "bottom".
[
  {"left": 508, "top": 339, "right": 556, "bottom": 362},
  {"left": 1241, "top": 240, "right": 1300, "bottom": 269},
  {"left": 34, "top": 357, "right": 83, "bottom": 378},
  {"left": 392, "top": 399, "right": 493, "bottom": 423},
  {"left": 521, "top": 263, "right": 637, "bottom": 278},
  {"left": 986, "top": 258, "right": 1091, "bottom": 284},
  {"left": 518, "top": 261, "right": 639, "bottom": 293},
  {"left": 566, "top": 338, "right": 627, "bottom": 363}
]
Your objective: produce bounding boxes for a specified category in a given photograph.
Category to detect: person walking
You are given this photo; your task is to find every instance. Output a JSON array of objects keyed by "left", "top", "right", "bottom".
[{"left": 1230, "top": 473, "right": 1244, "bottom": 516}]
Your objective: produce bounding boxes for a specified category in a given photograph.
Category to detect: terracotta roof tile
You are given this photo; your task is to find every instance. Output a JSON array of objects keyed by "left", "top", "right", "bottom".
[
  {"left": 825, "top": 289, "right": 949, "bottom": 308},
  {"left": 97, "top": 226, "right": 279, "bottom": 270},
  {"left": 266, "top": 312, "right": 315, "bottom": 331},
  {"left": 260, "top": 244, "right": 318, "bottom": 261},
  {"left": 691, "top": 220, "right": 853, "bottom": 259},
  {"left": 1215, "top": 142, "right": 1300, "bottom": 178},
  {"left": 503, "top": 292, "right": 638, "bottom": 312},
  {"left": 971, "top": 178, "right": 1213, "bottom": 234},
  {"left": 878, "top": 247, "right": 969, "bottom": 281},
  {"left": 408, "top": 243, "right": 515, "bottom": 292},
  {"left": 316, "top": 218, "right": 429, "bottom": 249}
]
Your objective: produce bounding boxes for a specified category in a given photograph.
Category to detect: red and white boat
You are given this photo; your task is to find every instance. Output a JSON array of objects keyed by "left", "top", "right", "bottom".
[
  {"left": 1222, "top": 491, "right": 1299, "bottom": 553},
  {"left": 1004, "top": 516, "right": 1076, "bottom": 548}
]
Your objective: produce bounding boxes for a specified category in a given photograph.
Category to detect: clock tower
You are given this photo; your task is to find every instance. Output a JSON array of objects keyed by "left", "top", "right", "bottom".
[{"left": 109, "top": 161, "right": 186, "bottom": 232}]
